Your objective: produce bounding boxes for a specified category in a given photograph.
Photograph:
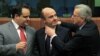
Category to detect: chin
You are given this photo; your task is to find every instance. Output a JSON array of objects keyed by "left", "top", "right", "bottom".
[{"left": 52, "top": 24, "right": 58, "bottom": 26}]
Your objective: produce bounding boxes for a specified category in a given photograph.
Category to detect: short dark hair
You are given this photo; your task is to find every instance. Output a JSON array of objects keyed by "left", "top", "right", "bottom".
[{"left": 11, "top": 4, "right": 30, "bottom": 18}]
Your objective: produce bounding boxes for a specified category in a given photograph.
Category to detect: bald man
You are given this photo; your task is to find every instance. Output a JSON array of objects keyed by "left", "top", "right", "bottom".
[{"left": 35, "top": 7, "right": 71, "bottom": 56}]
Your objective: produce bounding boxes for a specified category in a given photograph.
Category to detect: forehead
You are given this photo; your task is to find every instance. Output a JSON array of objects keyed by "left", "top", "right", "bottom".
[
  {"left": 22, "top": 8, "right": 30, "bottom": 16},
  {"left": 73, "top": 8, "right": 80, "bottom": 15},
  {"left": 43, "top": 8, "right": 56, "bottom": 16}
]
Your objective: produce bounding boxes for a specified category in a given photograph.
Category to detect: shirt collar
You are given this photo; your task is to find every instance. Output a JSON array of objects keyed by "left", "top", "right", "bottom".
[
  {"left": 12, "top": 19, "right": 19, "bottom": 29},
  {"left": 79, "top": 23, "right": 86, "bottom": 30}
]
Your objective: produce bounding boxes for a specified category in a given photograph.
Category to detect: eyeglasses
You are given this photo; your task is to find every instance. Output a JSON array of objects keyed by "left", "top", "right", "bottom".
[
  {"left": 72, "top": 15, "right": 80, "bottom": 18},
  {"left": 72, "top": 15, "right": 80, "bottom": 17}
]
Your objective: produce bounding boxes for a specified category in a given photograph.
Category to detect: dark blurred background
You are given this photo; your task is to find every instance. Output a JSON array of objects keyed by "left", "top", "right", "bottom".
[{"left": 0, "top": 0, "right": 100, "bottom": 18}]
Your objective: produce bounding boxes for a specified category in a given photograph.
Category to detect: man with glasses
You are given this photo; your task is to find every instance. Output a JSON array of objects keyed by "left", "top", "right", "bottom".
[{"left": 46, "top": 4, "right": 100, "bottom": 56}]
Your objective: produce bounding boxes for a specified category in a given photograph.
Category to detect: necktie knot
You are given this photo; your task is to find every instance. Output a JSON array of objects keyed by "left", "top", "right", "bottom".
[
  {"left": 19, "top": 26, "right": 26, "bottom": 42},
  {"left": 19, "top": 26, "right": 25, "bottom": 30}
]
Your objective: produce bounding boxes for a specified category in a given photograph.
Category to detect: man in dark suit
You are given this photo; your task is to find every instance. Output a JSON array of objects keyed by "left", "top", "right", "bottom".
[
  {"left": 45, "top": 4, "right": 100, "bottom": 56},
  {"left": 35, "top": 7, "right": 71, "bottom": 56},
  {"left": 0, "top": 5, "right": 38, "bottom": 56}
]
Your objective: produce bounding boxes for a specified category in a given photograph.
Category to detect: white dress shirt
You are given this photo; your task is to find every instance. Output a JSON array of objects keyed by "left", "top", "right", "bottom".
[{"left": 12, "top": 19, "right": 27, "bottom": 40}]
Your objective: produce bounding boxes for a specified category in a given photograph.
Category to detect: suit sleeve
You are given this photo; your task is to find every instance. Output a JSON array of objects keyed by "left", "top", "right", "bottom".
[
  {"left": 51, "top": 34, "right": 83, "bottom": 52},
  {"left": 51, "top": 26, "right": 71, "bottom": 52},
  {"left": 0, "top": 31, "right": 16, "bottom": 55},
  {"left": 60, "top": 22, "right": 79, "bottom": 32}
]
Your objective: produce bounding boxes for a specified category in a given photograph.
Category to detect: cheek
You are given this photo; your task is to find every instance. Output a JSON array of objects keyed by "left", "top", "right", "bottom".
[
  {"left": 45, "top": 20, "right": 50, "bottom": 24},
  {"left": 22, "top": 18, "right": 27, "bottom": 21},
  {"left": 73, "top": 18, "right": 76, "bottom": 22},
  {"left": 20, "top": 18, "right": 26, "bottom": 23},
  {"left": 47, "top": 19, "right": 53, "bottom": 22},
  {"left": 75, "top": 18, "right": 81, "bottom": 24},
  {"left": 73, "top": 18, "right": 78, "bottom": 24}
]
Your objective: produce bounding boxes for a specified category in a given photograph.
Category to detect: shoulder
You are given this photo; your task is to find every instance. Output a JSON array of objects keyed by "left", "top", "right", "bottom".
[
  {"left": 26, "top": 25, "right": 36, "bottom": 32},
  {"left": 36, "top": 27, "right": 45, "bottom": 34},
  {"left": 0, "top": 22, "right": 12, "bottom": 34},
  {"left": 76, "top": 21, "right": 99, "bottom": 36},
  {"left": 0, "top": 22, "right": 11, "bottom": 29},
  {"left": 85, "top": 20, "right": 98, "bottom": 30}
]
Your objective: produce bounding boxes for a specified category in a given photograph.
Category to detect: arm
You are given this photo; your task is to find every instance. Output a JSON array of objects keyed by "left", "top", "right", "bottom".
[
  {"left": 0, "top": 31, "right": 26, "bottom": 55},
  {"left": 45, "top": 25, "right": 81, "bottom": 52},
  {"left": 60, "top": 22, "right": 79, "bottom": 32},
  {"left": 51, "top": 35, "right": 83, "bottom": 52},
  {"left": 0, "top": 32, "right": 17, "bottom": 55}
]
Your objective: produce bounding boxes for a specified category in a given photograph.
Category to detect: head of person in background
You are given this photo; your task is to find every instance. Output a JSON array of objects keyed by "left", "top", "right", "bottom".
[
  {"left": 72, "top": 4, "right": 92, "bottom": 26},
  {"left": 41, "top": 7, "right": 60, "bottom": 28},
  {"left": 11, "top": 4, "right": 31, "bottom": 27}
]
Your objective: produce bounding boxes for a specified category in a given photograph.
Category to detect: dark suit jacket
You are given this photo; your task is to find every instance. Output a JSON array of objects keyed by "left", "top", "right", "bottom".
[
  {"left": 52, "top": 20, "right": 100, "bottom": 56},
  {"left": 0, "top": 21, "right": 37, "bottom": 56},
  {"left": 35, "top": 25, "right": 71, "bottom": 56}
]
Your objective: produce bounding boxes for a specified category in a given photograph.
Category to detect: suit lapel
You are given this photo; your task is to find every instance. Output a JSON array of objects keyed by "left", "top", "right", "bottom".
[
  {"left": 38, "top": 28, "right": 47, "bottom": 55},
  {"left": 25, "top": 26, "right": 33, "bottom": 55},
  {"left": 41, "top": 28, "right": 46, "bottom": 52},
  {"left": 9, "top": 22, "right": 20, "bottom": 42}
]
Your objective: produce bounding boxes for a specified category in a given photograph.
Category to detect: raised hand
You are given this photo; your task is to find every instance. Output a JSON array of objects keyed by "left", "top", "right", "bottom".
[
  {"left": 45, "top": 26, "right": 56, "bottom": 37},
  {"left": 16, "top": 42, "right": 27, "bottom": 51}
]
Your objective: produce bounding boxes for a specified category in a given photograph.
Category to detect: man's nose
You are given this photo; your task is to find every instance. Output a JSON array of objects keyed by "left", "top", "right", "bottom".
[
  {"left": 26, "top": 17, "right": 30, "bottom": 20},
  {"left": 53, "top": 18, "right": 58, "bottom": 22},
  {"left": 53, "top": 16, "right": 58, "bottom": 20}
]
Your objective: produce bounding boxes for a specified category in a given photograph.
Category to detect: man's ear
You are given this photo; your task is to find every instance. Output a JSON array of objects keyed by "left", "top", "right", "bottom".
[
  {"left": 41, "top": 18, "right": 45, "bottom": 23},
  {"left": 14, "top": 14, "right": 20, "bottom": 19},
  {"left": 41, "top": 19, "right": 46, "bottom": 27},
  {"left": 15, "top": 14, "right": 19, "bottom": 17}
]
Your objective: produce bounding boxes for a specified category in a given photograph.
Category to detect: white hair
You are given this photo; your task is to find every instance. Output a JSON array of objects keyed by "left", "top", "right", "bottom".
[{"left": 75, "top": 4, "right": 92, "bottom": 20}]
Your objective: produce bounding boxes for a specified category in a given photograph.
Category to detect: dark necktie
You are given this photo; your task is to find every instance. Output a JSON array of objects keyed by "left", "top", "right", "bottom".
[
  {"left": 45, "top": 35, "right": 50, "bottom": 56},
  {"left": 19, "top": 26, "right": 27, "bottom": 53}
]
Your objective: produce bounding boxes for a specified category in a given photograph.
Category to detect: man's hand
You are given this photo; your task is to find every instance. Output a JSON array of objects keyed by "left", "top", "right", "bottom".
[
  {"left": 16, "top": 42, "right": 27, "bottom": 51},
  {"left": 45, "top": 26, "right": 56, "bottom": 37}
]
